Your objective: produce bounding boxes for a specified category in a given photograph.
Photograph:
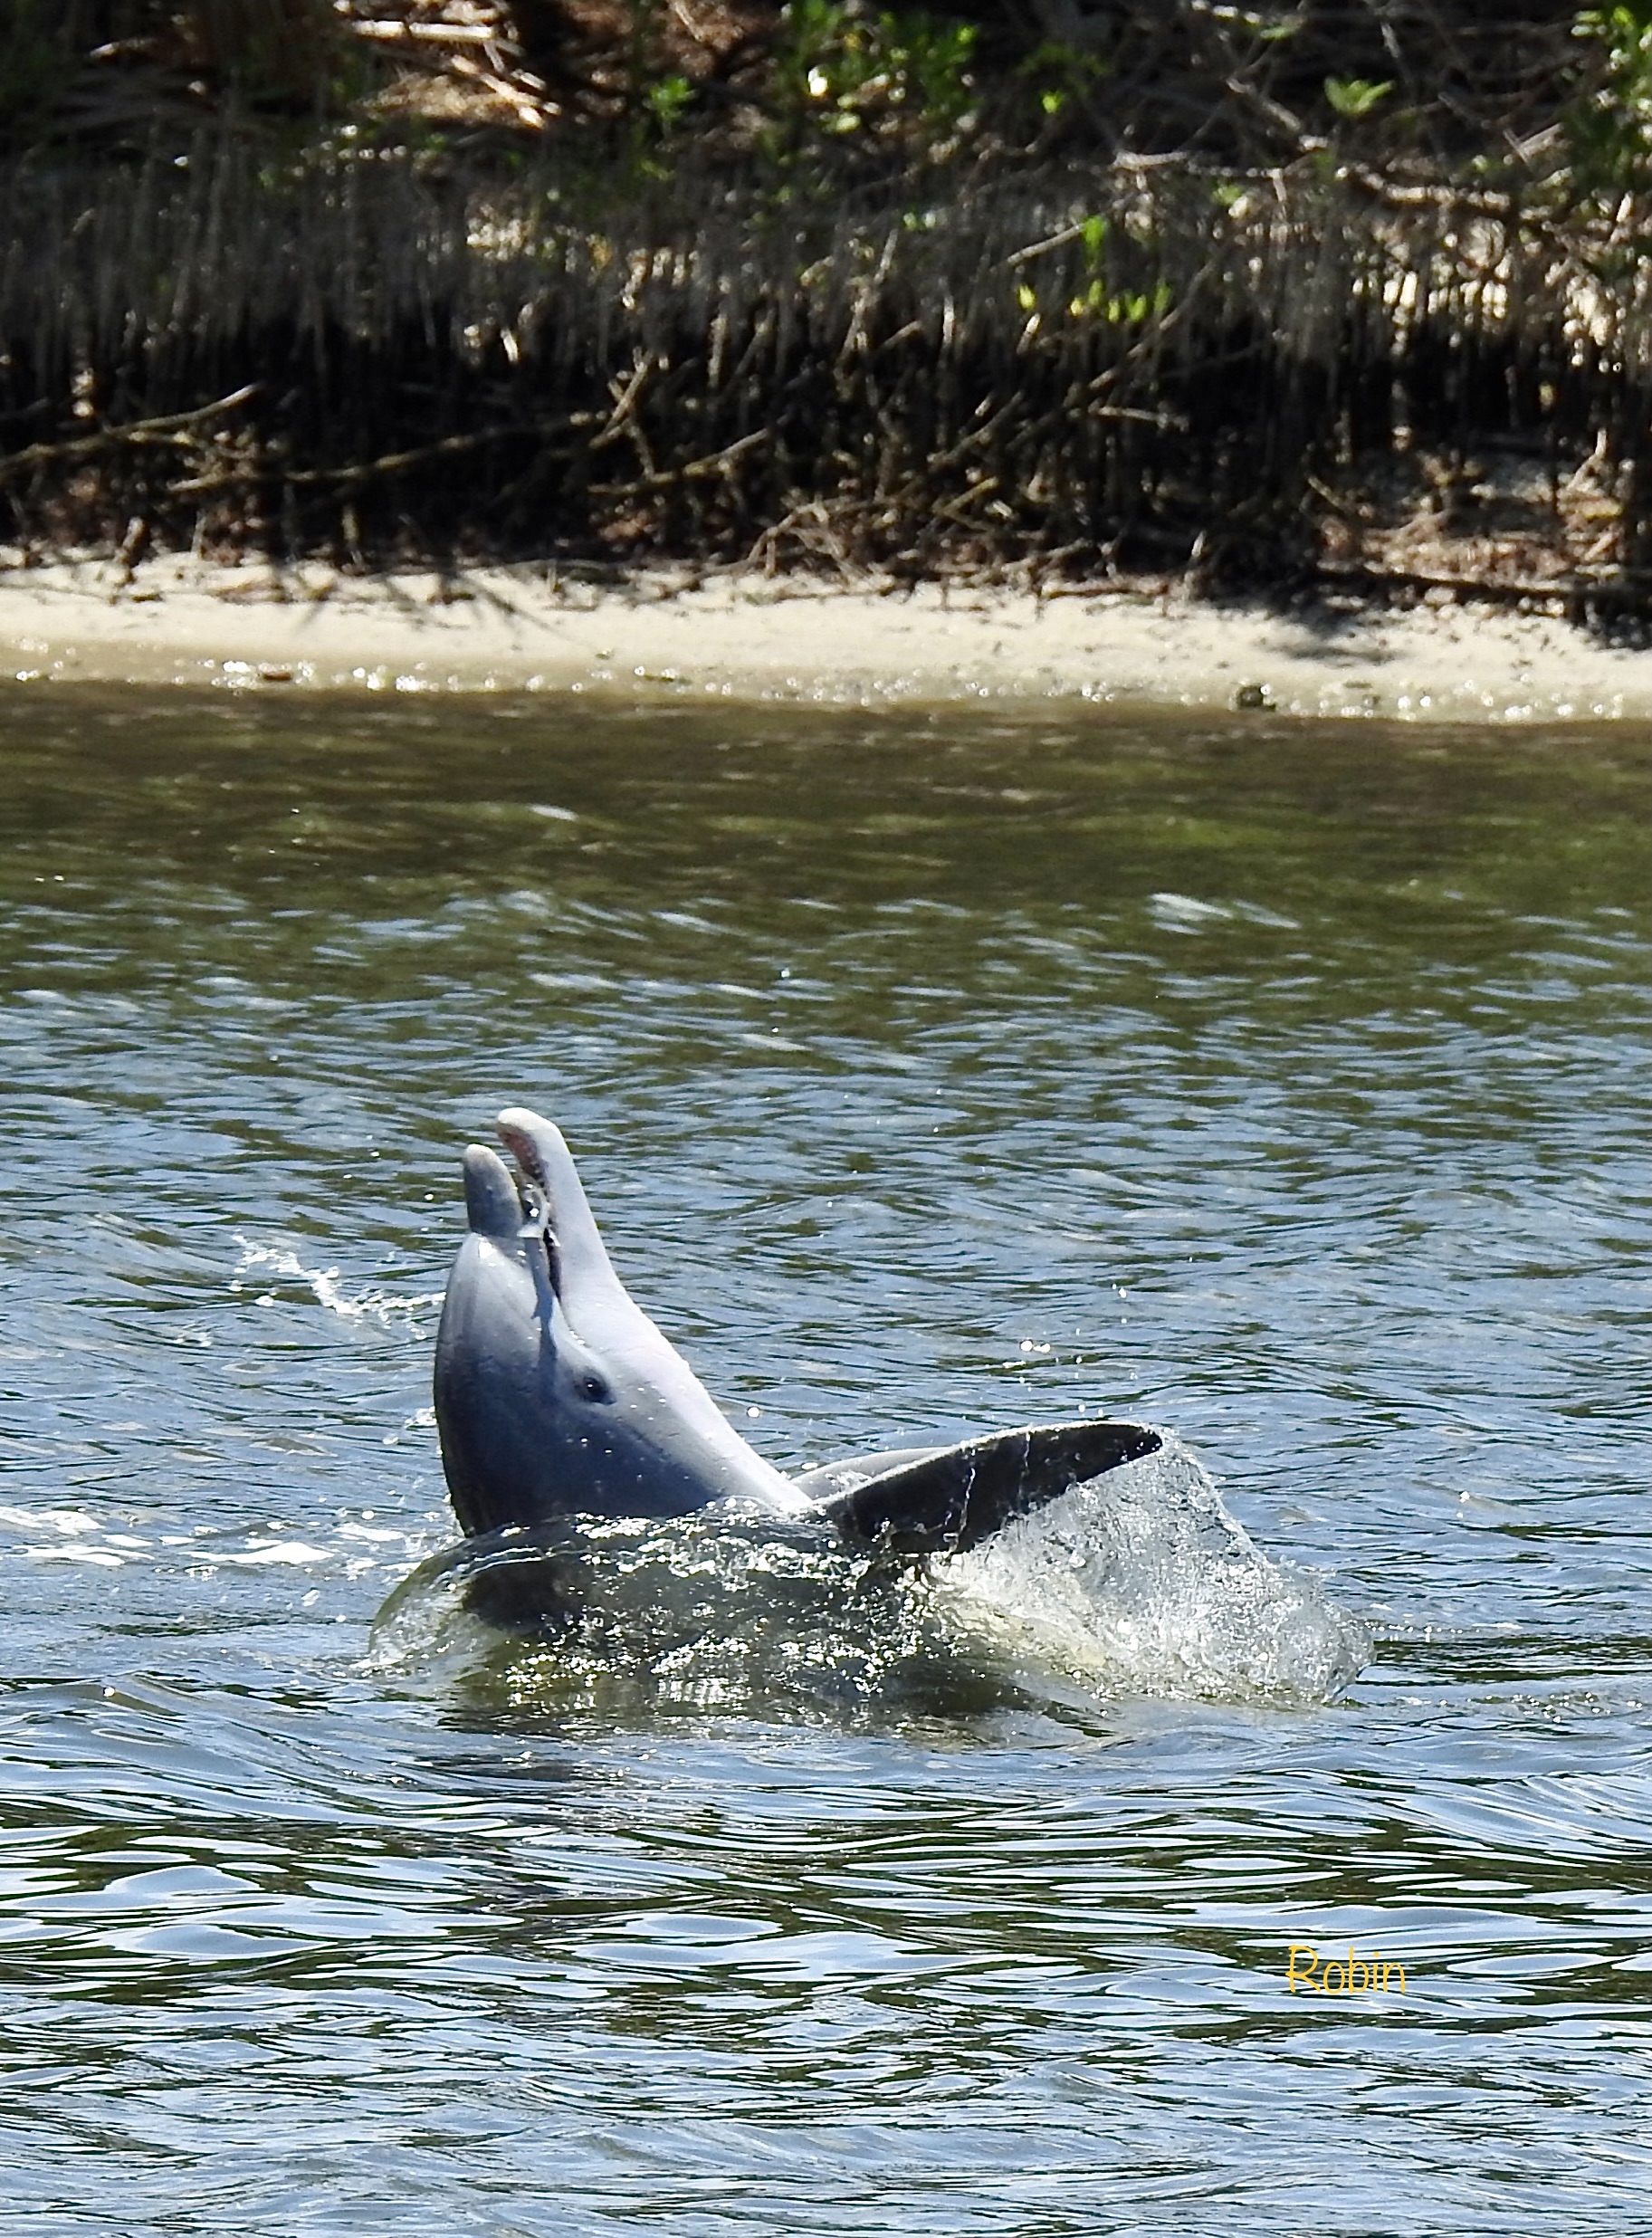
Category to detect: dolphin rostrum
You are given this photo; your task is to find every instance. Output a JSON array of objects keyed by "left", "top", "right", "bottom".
[{"left": 432, "top": 1107, "right": 1162, "bottom": 1573}]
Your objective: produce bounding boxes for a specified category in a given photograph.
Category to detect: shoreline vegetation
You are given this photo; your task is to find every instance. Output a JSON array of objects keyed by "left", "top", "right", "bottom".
[{"left": 2, "top": 1, "right": 1648, "bottom": 674}]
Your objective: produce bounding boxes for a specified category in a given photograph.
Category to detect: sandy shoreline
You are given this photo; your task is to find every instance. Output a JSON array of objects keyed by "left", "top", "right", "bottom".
[{"left": 1, "top": 554, "right": 1645, "bottom": 720}]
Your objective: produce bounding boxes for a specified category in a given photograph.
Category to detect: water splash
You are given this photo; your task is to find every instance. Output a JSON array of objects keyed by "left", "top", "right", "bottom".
[
  {"left": 371, "top": 1438, "right": 1370, "bottom": 1715},
  {"left": 368, "top": 1506, "right": 948, "bottom": 1717},
  {"left": 930, "top": 1434, "right": 1370, "bottom": 1704}
]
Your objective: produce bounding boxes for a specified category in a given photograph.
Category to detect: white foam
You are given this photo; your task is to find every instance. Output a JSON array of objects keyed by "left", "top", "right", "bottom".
[
  {"left": 215, "top": 1539, "right": 334, "bottom": 1567},
  {"left": 232, "top": 1237, "right": 441, "bottom": 1335},
  {"left": 0, "top": 1496, "right": 433, "bottom": 1583},
  {"left": 0, "top": 1503, "right": 101, "bottom": 1535}
]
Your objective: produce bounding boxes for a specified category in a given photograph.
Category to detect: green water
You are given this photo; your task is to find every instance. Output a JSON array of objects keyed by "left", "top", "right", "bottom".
[{"left": 0, "top": 688, "right": 1646, "bottom": 2234}]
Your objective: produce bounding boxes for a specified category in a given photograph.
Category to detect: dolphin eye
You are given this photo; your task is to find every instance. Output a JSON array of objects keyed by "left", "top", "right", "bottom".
[{"left": 577, "top": 1372, "right": 611, "bottom": 1403}]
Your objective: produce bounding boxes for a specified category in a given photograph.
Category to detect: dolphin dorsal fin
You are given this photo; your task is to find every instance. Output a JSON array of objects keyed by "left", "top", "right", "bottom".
[{"left": 495, "top": 1108, "right": 626, "bottom": 1312}]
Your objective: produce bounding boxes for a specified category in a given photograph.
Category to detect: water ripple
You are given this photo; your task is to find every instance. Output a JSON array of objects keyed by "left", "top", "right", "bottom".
[{"left": 0, "top": 689, "right": 1645, "bottom": 2234}]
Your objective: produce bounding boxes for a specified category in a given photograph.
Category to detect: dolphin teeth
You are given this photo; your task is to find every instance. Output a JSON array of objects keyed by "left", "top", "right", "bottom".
[{"left": 497, "top": 1119, "right": 547, "bottom": 1191}]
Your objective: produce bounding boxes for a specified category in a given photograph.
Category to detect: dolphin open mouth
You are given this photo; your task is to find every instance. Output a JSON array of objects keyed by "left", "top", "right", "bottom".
[
  {"left": 496, "top": 1116, "right": 549, "bottom": 1226},
  {"left": 496, "top": 1117, "right": 543, "bottom": 1186},
  {"left": 494, "top": 1117, "right": 559, "bottom": 1310}
]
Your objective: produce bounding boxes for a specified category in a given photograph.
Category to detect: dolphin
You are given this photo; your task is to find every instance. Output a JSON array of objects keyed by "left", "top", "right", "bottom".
[{"left": 432, "top": 1107, "right": 1162, "bottom": 1578}]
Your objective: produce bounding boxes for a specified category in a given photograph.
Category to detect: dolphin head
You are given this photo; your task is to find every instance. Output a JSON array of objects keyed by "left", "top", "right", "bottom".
[{"left": 433, "top": 1108, "right": 807, "bottom": 1535}]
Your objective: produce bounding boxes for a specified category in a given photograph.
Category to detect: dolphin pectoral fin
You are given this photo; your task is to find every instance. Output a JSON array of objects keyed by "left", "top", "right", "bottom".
[
  {"left": 403, "top": 1526, "right": 588, "bottom": 1641},
  {"left": 456, "top": 1546, "right": 587, "bottom": 1640},
  {"left": 820, "top": 1420, "right": 1162, "bottom": 1556}
]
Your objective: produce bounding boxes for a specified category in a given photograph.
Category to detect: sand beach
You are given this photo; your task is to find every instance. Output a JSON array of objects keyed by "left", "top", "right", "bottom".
[{"left": 3, "top": 556, "right": 1644, "bottom": 721}]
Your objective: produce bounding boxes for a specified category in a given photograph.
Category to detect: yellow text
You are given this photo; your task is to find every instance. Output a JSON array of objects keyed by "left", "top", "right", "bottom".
[{"left": 1287, "top": 1945, "right": 1406, "bottom": 1994}]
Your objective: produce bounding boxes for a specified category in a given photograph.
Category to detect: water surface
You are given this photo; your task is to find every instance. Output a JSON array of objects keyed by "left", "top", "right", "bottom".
[{"left": 1, "top": 687, "right": 1647, "bottom": 2233}]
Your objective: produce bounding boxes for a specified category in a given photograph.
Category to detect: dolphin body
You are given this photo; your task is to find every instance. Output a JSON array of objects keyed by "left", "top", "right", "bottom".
[{"left": 432, "top": 1108, "right": 1162, "bottom": 1610}]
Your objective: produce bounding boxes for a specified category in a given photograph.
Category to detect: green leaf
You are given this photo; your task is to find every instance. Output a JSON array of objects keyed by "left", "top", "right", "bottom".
[{"left": 1324, "top": 76, "right": 1392, "bottom": 120}]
